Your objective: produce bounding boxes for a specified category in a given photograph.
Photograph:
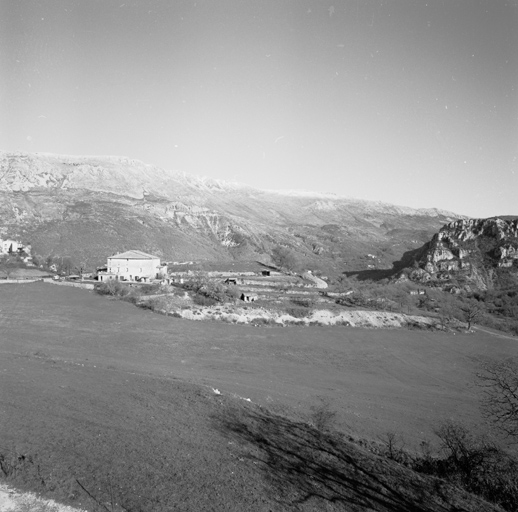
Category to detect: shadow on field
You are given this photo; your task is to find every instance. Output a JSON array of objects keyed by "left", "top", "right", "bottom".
[{"left": 214, "top": 405, "right": 491, "bottom": 512}]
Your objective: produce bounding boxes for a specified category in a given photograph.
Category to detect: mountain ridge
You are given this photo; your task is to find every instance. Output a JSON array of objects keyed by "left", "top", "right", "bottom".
[
  {"left": 0, "top": 150, "right": 466, "bottom": 271},
  {"left": 1, "top": 150, "right": 463, "bottom": 215}
]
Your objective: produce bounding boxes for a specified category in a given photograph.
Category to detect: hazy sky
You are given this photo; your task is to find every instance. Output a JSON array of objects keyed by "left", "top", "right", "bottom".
[{"left": 1, "top": 0, "right": 517, "bottom": 217}]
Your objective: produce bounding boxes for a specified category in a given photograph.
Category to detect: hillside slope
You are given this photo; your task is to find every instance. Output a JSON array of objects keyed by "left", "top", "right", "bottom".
[
  {"left": 0, "top": 282, "right": 509, "bottom": 512},
  {"left": 0, "top": 151, "right": 464, "bottom": 270}
]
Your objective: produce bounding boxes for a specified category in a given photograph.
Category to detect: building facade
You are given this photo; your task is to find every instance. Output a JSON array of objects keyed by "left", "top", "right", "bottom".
[
  {"left": 0, "top": 239, "right": 22, "bottom": 254},
  {"left": 98, "top": 250, "right": 164, "bottom": 282}
]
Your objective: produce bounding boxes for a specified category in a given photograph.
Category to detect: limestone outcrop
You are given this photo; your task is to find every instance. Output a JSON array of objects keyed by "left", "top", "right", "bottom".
[{"left": 407, "top": 218, "right": 518, "bottom": 290}]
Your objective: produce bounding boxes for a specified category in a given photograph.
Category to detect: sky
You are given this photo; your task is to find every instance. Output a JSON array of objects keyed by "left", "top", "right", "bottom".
[{"left": 1, "top": 0, "right": 517, "bottom": 218}]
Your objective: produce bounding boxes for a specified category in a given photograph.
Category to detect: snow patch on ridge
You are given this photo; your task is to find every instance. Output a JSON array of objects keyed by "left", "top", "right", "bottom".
[{"left": 264, "top": 188, "right": 344, "bottom": 199}]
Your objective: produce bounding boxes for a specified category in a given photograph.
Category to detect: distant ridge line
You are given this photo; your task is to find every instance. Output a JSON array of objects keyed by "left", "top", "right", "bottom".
[{"left": 1, "top": 150, "right": 466, "bottom": 218}]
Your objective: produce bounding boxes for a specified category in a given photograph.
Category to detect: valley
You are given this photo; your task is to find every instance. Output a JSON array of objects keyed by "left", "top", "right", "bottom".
[
  {"left": 2, "top": 0, "right": 516, "bottom": 508},
  {"left": 1, "top": 152, "right": 518, "bottom": 511}
]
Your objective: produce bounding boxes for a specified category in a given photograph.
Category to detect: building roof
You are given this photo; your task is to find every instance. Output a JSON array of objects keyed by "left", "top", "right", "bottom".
[{"left": 108, "top": 250, "right": 159, "bottom": 260}]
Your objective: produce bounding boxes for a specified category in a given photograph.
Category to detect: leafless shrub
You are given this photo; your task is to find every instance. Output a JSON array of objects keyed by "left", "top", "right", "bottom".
[
  {"left": 378, "top": 431, "right": 410, "bottom": 465},
  {"left": 477, "top": 357, "right": 518, "bottom": 440},
  {"left": 427, "top": 421, "right": 518, "bottom": 511},
  {"left": 309, "top": 398, "right": 337, "bottom": 433},
  {"left": 433, "top": 421, "right": 490, "bottom": 481}
]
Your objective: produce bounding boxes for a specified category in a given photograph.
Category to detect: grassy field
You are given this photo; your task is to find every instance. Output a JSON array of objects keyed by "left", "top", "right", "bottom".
[{"left": 0, "top": 282, "right": 516, "bottom": 511}]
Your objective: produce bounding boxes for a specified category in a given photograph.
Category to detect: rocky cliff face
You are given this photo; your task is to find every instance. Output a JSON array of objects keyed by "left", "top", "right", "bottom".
[
  {"left": 0, "top": 151, "right": 464, "bottom": 270},
  {"left": 407, "top": 218, "right": 518, "bottom": 291}
]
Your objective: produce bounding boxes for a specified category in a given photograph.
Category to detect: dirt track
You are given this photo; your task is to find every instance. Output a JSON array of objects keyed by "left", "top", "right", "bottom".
[{"left": 473, "top": 325, "right": 518, "bottom": 341}]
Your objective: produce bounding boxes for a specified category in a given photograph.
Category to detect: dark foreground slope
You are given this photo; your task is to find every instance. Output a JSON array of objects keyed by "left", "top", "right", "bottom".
[{"left": 0, "top": 348, "right": 502, "bottom": 512}]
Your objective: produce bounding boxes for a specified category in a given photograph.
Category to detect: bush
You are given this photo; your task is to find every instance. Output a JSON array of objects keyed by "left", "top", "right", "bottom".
[
  {"left": 309, "top": 398, "right": 337, "bottom": 433},
  {"left": 412, "top": 421, "right": 518, "bottom": 512},
  {"left": 95, "top": 281, "right": 141, "bottom": 303},
  {"left": 378, "top": 432, "right": 411, "bottom": 465},
  {"left": 182, "top": 273, "right": 240, "bottom": 303},
  {"left": 225, "top": 285, "right": 241, "bottom": 301},
  {"left": 251, "top": 317, "right": 272, "bottom": 326},
  {"left": 95, "top": 280, "right": 124, "bottom": 296},
  {"left": 139, "top": 283, "right": 161, "bottom": 295},
  {"left": 433, "top": 421, "right": 489, "bottom": 482},
  {"left": 136, "top": 300, "right": 154, "bottom": 311},
  {"left": 140, "top": 296, "right": 177, "bottom": 314},
  {"left": 290, "top": 298, "right": 315, "bottom": 308},
  {"left": 193, "top": 294, "right": 217, "bottom": 307},
  {"left": 285, "top": 307, "right": 309, "bottom": 319},
  {"left": 271, "top": 245, "right": 299, "bottom": 272}
]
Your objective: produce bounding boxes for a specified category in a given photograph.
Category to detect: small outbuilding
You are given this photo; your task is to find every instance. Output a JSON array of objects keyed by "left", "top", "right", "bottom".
[{"left": 240, "top": 293, "right": 258, "bottom": 303}]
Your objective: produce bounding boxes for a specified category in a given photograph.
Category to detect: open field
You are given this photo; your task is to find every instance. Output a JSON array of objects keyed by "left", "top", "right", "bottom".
[
  {"left": 1, "top": 282, "right": 515, "bottom": 441},
  {"left": 1, "top": 282, "right": 517, "bottom": 510}
]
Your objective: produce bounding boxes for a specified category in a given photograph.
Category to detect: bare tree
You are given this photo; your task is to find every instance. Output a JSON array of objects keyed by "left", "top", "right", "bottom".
[
  {"left": 433, "top": 420, "right": 499, "bottom": 486},
  {"left": 477, "top": 358, "right": 518, "bottom": 440},
  {"left": 460, "top": 299, "right": 484, "bottom": 330},
  {"left": 394, "top": 288, "right": 411, "bottom": 314}
]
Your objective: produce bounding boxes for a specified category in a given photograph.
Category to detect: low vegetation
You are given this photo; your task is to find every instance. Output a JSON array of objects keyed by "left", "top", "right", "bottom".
[
  {"left": 0, "top": 253, "right": 29, "bottom": 278},
  {"left": 89, "top": 260, "right": 518, "bottom": 339},
  {"left": 472, "top": 288, "right": 518, "bottom": 335},
  {"left": 179, "top": 272, "right": 241, "bottom": 303},
  {"left": 308, "top": 404, "right": 518, "bottom": 512},
  {"left": 328, "top": 274, "right": 518, "bottom": 335},
  {"left": 94, "top": 280, "right": 142, "bottom": 304},
  {"left": 372, "top": 422, "right": 516, "bottom": 512},
  {"left": 271, "top": 245, "right": 300, "bottom": 272},
  {"left": 419, "top": 421, "right": 518, "bottom": 512}
]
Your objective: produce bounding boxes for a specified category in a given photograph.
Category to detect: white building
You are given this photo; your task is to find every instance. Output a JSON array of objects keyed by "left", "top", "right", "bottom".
[
  {"left": 0, "top": 239, "right": 23, "bottom": 254},
  {"left": 98, "top": 250, "right": 166, "bottom": 282}
]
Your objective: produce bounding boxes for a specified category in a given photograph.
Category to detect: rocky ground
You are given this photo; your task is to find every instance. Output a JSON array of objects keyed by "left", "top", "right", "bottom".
[
  {"left": 0, "top": 484, "right": 84, "bottom": 512},
  {"left": 178, "top": 303, "right": 439, "bottom": 328},
  {"left": 143, "top": 292, "right": 443, "bottom": 329}
]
